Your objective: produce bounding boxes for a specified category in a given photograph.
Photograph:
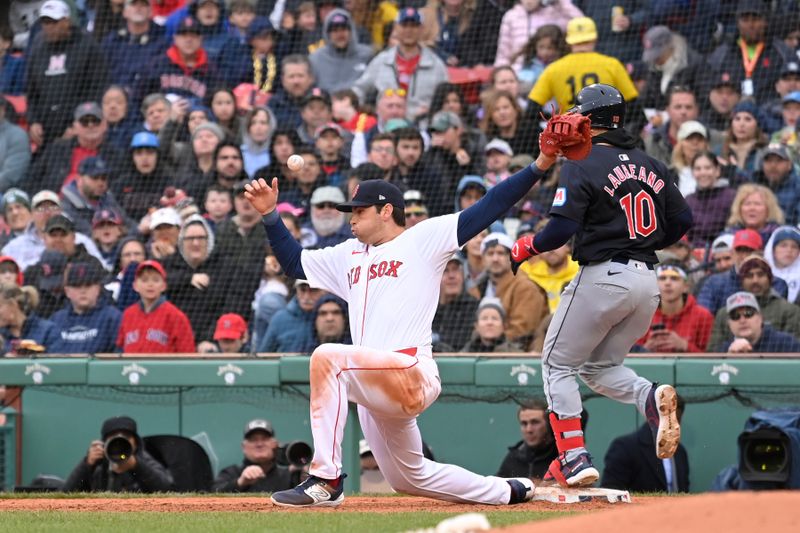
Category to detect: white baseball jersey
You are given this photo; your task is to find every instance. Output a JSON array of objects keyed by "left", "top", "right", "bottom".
[{"left": 301, "top": 214, "right": 460, "bottom": 352}]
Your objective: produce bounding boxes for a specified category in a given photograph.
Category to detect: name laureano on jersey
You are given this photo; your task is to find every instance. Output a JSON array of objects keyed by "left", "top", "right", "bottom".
[{"left": 602, "top": 154, "right": 666, "bottom": 197}]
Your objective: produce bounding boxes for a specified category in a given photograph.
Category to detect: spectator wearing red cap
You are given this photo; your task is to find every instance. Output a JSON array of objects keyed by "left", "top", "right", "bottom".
[
  {"left": 117, "top": 260, "right": 196, "bottom": 353},
  {"left": 92, "top": 209, "right": 127, "bottom": 270},
  {"left": 696, "top": 229, "right": 789, "bottom": 314},
  {"left": 726, "top": 183, "right": 784, "bottom": 245},
  {"left": 707, "top": 254, "right": 800, "bottom": 351},
  {"left": 213, "top": 313, "right": 250, "bottom": 353}
]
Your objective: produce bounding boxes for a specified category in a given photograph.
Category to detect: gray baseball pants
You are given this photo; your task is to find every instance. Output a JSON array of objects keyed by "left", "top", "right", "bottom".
[{"left": 541, "top": 258, "right": 660, "bottom": 418}]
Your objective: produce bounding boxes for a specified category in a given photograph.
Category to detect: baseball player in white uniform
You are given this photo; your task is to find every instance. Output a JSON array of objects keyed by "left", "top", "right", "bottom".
[{"left": 245, "top": 151, "right": 557, "bottom": 508}]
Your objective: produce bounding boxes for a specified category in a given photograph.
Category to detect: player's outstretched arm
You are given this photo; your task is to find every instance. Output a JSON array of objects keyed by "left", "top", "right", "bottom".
[
  {"left": 456, "top": 153, "right": 556, "bottom": 246},
  {"left": 248, "top": 178, "right": 307, "bottom": 280}
]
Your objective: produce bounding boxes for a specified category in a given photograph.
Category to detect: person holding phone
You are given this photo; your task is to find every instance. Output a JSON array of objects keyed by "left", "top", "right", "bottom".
[{"left": 636, "top": 263, "right": 714, "bottom": 353}]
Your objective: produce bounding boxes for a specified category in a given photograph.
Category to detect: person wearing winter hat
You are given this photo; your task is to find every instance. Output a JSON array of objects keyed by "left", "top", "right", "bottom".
[
  {"left": 460, "top": 297, "right": 523, "bottom": 353},
  {"left": 765, "top": 225, "right": 800, "bottom": 302}
]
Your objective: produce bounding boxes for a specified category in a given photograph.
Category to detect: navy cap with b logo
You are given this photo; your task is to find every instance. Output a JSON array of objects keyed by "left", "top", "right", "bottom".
[{"left": 336, "top": 180, "right": 405, "bottom": 212}]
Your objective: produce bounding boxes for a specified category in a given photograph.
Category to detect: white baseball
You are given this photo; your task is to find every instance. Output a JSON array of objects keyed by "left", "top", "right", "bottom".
[{"left": 287, "top": 154, "right": 305, "bottom": 171}]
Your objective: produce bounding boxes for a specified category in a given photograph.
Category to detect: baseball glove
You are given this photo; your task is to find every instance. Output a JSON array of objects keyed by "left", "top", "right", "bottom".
[{"left": 539, "top": 113, "right": 592, "bottom": 160}]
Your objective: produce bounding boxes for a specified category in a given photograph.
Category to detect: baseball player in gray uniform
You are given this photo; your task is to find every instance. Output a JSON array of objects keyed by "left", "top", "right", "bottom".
[{"left": 511, "top": 84, "right": 693, "bottom": 487}]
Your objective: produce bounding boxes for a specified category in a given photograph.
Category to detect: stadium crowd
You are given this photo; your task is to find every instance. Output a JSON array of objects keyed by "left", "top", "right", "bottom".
[{"left": 1, "top": 0, "right": 800, "bottom": 360}]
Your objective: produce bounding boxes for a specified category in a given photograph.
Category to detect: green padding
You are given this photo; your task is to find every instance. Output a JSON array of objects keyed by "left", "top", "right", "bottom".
[
  {"left": 280, "top": 356, "right": 311, "bottom": 382},
  {"left": 474, "top": 358, "right": 541, "bottom": 387},
  {"left": 626, "top": 359, "right": 675, "bottom": 384},
  {"left": 0, "top": 358, "right": 87, "bottom": 385},
  {"left": 676, "top": 359, "right": 800, "bottom": 386},
  {"left": 436, "top": 358, "right": 476, "bottom": 384},
  {"left": 87, "top": 360, "right": 281, "bottom": 386}
]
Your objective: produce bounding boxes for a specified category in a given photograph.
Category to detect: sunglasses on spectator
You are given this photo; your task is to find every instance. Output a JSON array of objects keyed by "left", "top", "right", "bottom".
[
  {"left": 314, "top": 202, "right": 338, "bottom": 209},
  {"left": 729, "top": 308, "right": 757, "bottom": 321},
  {"left": 79, "top": 117, "right": 101, "bottom": 127},
  {"left": 382, "top": 88, "right": 407, "bottom": 98}
]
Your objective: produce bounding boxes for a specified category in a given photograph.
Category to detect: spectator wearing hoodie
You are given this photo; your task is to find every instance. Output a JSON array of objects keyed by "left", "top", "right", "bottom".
[
  {"left": 0, "top": 285, "right": 59, "bottom": 356},
  {"left": 25, "top": 0, "right": 109, "bottom": 146},
  {"left": 310, "top": 10, "right": 373, "bottom": 94},
  {"left": 0, "top": 97, "right": 30, "bottom": 192},
  {"left": 241, "top": 106, "right": 276, "bottom": 178},
  {"left": 752, "top": 144, "right": 800, "bottom": 226},
  {"left": 60, "top": 156, "right": 133, "bottom": 236},
  {"left": 112, "top": 132, "right": 174, "bottom": 223},
  {"left": 161, "top": 215, "right": 232, "bottom": 341},
  {"left": 136, "top": 16, "right": 220, "bottom": 107},
  {"left": 257, "top": 279, "right": 324, "bottom": 353},
  {"left": 765, "top": 226, "right": 800, "bottom": 304},
  {"left": 50, "top": 261, "right": 122, "bottom": 354},
  {"left": 311, "top": 294, "right": 350, "bottom": 345},
  {"left": 494, "top": 0, "right": 582, "bottom": 69}
]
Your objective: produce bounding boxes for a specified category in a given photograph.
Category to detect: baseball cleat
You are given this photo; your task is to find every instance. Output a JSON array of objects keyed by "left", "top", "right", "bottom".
[
  {"left": 544, "top": 452, "right": 599, "bottom": 488},
  {"left": 270, "top": 474, "right": 346, "bottom": 508},
  {"left": 506, "top": 478, "right": 535, "bottom": 504},
  {"left": 646, "top": 383, "right": 681, "bottom": 459}
]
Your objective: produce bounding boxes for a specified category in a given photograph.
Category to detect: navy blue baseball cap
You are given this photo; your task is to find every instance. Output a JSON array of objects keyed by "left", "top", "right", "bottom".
[
  {"left": 336, "top": 180, "right": 405, "bottom": 212},
  {"left": 247, "top": 17, "right": 276, "bottom": 40},
  {"left": 130, "top": 131, "right": 159, "bottom": 150},
  {"left": 176, "top": 16, "right": 202, "bottom": 34},
  {"left": 78, "top": 156, "right": 110, "bottom": 177},
  {"left": 396, "top": 7, "right": 422, "bottom": 25}
]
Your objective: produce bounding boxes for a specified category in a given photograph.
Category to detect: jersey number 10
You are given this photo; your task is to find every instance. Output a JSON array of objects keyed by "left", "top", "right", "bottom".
[{"left": 619, "top": 191, "right": 657, "bottom": 239}]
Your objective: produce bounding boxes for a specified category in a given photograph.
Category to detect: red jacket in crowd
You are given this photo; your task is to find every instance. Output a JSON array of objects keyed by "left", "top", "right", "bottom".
[
  {"left": 117, "top": 298, "right": 196, "bottom": 354},
  {"left": 637, "top": 295, "right": 714, "bottom": 353}
]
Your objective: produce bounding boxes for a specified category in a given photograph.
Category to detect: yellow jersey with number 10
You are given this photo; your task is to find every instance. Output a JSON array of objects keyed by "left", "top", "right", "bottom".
[{"left": 527, "top": 51, "right": 638, "bottom": 112}]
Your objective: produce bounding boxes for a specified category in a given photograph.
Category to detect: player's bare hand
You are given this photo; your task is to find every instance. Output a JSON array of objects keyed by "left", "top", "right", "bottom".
[
  {"left": 237, "top": 465, "right": 266, "bottom": 487},
  {"left": 86, "top": 440, "right": 105, "bottom": 466},
  {"left": 728, "top": 338, "right": 753, "bottom": 354},
  {"left": 245, "top": 178, "right": 279, "bottom": 215}
]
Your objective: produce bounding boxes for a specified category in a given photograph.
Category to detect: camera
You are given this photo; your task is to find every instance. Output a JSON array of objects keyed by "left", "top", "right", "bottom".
[
  {"left": 739, "top": 428, "right": 791, "bottom": 484},
  {"left": 277, "top": 440, "right": 313, "bottom": 467},
  {"left": 104, "top": 435, "right": 134, "bottom": 463}
]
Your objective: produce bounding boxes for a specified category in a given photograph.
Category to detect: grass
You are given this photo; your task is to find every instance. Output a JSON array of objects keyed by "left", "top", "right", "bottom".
[{"left": 1, "top": 510, "right": 558, "bottom": 532}]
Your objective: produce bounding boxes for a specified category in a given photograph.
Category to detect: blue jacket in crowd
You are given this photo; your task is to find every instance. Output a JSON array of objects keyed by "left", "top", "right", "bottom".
[
  {"left": 257, "top": 297, "right": 316, "bottom": 353},
  {"left": 49, "top": 301, "right": 122, "bottom": 354},
  {"left": 717, "top": 324, "right": 800, "bottom": 353},
  {"left": 101, "top": 23, "right": 168, "bottom": 94},
  {"left": 696, "top": 268, "right": 789, "bottom": 314}
]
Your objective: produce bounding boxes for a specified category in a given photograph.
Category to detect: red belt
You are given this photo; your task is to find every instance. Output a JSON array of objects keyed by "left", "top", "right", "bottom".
[{"left": 396, "top": 347, "right": 417, "bottom": 356}]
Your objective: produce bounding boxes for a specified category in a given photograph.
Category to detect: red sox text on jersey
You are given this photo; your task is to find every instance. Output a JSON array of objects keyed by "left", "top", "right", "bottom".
[{"left": 347, "top": 260, "right": 404, "bottom": 288}]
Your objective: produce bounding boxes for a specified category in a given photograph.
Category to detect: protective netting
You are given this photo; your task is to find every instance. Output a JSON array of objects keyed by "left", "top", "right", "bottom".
[{"left": 1, "top": 1, "right": 800, "bottom": 359}]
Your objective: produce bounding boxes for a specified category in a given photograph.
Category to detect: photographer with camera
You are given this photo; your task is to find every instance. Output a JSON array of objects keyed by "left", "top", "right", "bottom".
[
  {"left": 63, "top": 416, "right": 175, "bottom": 492},
  {"left": 213, "top": 419, "right": 301, "bottom": 493}
]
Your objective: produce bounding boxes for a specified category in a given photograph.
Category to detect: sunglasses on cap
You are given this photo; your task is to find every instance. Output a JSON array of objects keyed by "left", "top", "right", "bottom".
[
  {"left": 382, "top": 88, "right": 407, "bottom": 98},
  {"left": 729, "top": 308, "right": 757, "bottom": 321}
]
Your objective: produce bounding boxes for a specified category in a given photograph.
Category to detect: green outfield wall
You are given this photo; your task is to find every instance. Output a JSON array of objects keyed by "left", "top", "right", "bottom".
[{"left": 1, "top": 355, "right": 799, "bottom": 493}]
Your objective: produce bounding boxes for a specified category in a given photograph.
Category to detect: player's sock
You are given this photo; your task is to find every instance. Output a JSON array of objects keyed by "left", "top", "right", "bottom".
[{"left": 564, "top": 447, "right": 588, "bottom": 462}]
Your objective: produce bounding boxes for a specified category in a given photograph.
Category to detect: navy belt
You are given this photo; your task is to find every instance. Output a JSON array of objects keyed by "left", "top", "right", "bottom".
[{"left": 611, "top": 257, "right": 655, "bottom": 270}]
